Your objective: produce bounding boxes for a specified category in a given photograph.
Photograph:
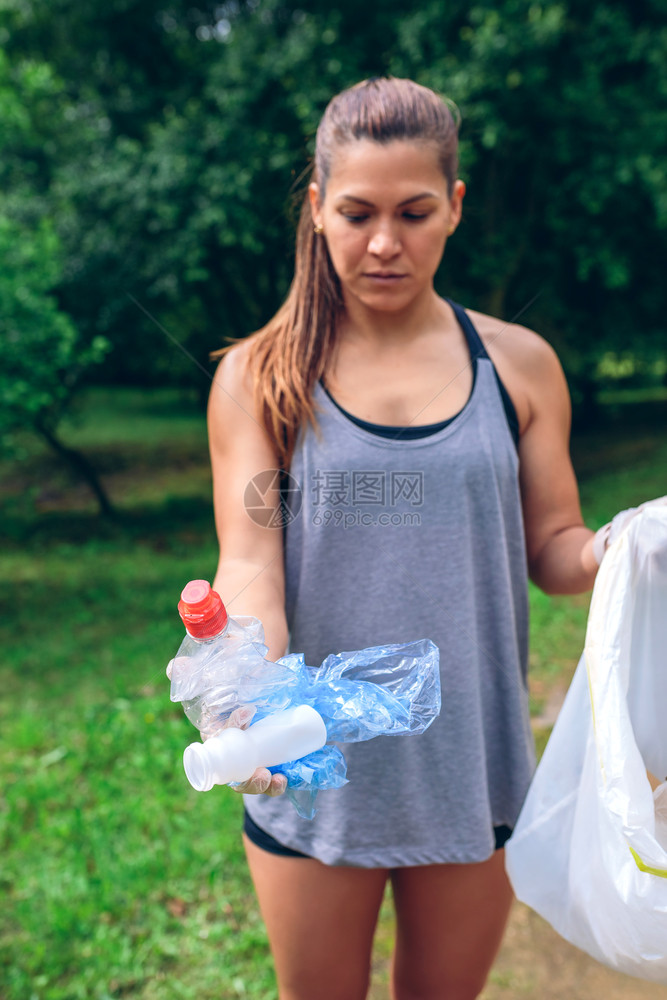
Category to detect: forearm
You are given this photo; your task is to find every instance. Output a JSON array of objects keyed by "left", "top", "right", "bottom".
[
  {"left": 212, "top": 557, "right": 289, "bottom": 661},
  {"left": 529, "top": 525, "right": 599, "bottom": 596}
]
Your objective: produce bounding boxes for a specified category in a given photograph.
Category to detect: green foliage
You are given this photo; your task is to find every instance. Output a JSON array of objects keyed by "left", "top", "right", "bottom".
[
  {"left": 0, "top": 45, "right": 110, "bottom": 468},
  {"left": 0, "top": 214, "right": 108, "bottom": 440},
  {"left": 1, "top": 1, "right": 665, "bottom": 399}
]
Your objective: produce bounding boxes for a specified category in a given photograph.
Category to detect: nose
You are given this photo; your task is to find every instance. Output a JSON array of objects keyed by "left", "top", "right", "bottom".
[{"left": 367, "top": 220, "right": 401, "bottom": 259}]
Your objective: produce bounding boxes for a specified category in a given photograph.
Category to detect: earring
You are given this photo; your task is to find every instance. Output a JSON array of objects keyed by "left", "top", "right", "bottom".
[
  {"left": 447, "top": 225, "right": 456, "bottom": 235},
  {"left": 313, "top": 223, "right": 324, "bottom": 235}
]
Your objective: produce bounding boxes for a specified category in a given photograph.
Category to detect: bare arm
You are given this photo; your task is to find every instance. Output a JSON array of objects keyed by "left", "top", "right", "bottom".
[
  {"left": 515, "top": 334, "right": 598, "bottom": 594},
  {"left": 484, "top": 314, "right": 664, "bottom": 592},
  {"left": 207, "top": 341, "right": 290, "bottom": 797},
  {"left": 208, "top": 341, "right": 289, "bottom": 661}
]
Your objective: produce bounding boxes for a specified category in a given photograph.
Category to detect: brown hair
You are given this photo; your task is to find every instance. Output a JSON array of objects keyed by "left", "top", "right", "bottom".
[{"left": 211, "top": 77, "right": 460, "bottom": 470}]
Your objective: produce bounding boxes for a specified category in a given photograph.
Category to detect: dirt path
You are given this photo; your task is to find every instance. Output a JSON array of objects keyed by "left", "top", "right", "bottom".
[{"left": 369, "top": 900, "right": 667, "bottom": 998}]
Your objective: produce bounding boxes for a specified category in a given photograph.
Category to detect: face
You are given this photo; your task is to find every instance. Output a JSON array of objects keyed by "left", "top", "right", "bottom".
[{"left": 309, "top": 140, "right": 465, "bottom": 315}]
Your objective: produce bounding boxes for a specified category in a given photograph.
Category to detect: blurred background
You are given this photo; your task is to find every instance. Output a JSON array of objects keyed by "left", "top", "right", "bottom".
[{"left": 1, "top": 1, "right": 666, "bottom": 998}]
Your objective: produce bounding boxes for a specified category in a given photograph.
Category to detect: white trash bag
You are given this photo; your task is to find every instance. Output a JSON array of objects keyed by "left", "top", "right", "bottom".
[{"left": 505, "top": 505, "right": 667, "bottom": 983}]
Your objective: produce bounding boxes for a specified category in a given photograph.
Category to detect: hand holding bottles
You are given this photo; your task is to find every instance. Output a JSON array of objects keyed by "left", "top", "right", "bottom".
[{"left": 167, "top": 580, "right": 442, "bottom": 818}]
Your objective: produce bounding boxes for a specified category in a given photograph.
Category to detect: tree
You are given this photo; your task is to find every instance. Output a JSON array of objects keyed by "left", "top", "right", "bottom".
[
  {"left": 2, "top": 0, "right": 665, "bottom": 420},
  {"left": 0, "top": 213, "right": 112, "bottom": 513},
  {"left": 0, "top": 52, "right": 112, "bottom": 513}
]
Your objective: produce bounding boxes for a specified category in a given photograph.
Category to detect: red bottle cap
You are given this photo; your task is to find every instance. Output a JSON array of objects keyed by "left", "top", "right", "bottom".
[{"left": 178, "top": 580, "right": 228, "bottom": 639}]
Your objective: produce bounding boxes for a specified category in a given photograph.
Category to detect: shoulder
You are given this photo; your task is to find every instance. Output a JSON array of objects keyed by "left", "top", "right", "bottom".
[
  {"left": 463, "top": 307, "right": 569, "bottom": 435},
  {"left": 207, "top": 333, "right": 278, "bottom": 459},
  {"left": 208, "top": 333, "right": 272, "bottom": 432},
  {"left": 465, "top": 308, "right": 559, "bottom": 368},
  {"left": 210, "top": 335, "right": 259, "bottom": 401}
]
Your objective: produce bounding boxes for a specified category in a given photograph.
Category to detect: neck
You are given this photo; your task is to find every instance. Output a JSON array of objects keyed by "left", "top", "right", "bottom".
[{"left": 337, "top": 287, "right": 451, "bottom": 349}]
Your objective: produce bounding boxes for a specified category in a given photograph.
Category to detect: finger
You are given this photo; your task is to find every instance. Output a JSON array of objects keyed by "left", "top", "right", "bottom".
[
  {"left": 592, "top": 523, "right": 611, "bottom": 565},
  {"left": 266, "top": 772, "right": 288, "bottom": 797},
  {"left": 230, "top": 768, "right": 287, "bottom": 796},
  {"left": 225, "top": 704, "right": 257, "bottom": 730},
  {"left": 231, "top": 767, "right": 273, "bottom": 795}
]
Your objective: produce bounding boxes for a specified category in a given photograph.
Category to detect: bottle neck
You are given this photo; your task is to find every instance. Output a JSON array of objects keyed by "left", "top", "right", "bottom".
[{"left": 189, "top": 620, "right": 229, "bottom": 644}]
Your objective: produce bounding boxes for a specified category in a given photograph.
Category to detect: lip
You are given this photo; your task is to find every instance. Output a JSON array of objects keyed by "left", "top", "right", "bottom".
[{"left": 363, "top": 272, "right": 407, "bottom": 280}]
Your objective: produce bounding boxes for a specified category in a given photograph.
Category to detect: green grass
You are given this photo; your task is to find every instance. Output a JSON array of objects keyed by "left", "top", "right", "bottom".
[
  {"left": 1, "top": 389, "right": 275, "bottom": 999},
  {"left": 1, "top": 386, "right": 665, "bottom": 999},
  {"left": 0, "top": 541, "right": 276, "bottom": 999}
]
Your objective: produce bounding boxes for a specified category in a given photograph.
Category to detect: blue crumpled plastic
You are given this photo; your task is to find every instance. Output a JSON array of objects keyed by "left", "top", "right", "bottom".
[
  {"left": 168, "top": 615, "right": 441, "bottom": 818},
  {"left": 267, "top": 747, "right": 349, "bottom": 820}
]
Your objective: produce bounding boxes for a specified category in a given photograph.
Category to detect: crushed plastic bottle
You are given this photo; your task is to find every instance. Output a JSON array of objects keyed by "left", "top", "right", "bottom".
[
  {"left": 168, "top": 580, "right": 441, "bottom": 818},
  {"left": 167, "top": 580, "right": 302, "bottom": 735}
]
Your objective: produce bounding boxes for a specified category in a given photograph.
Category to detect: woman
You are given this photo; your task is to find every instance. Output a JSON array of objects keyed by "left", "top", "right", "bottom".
[{"left": 207, "top": 77, "right": 616, "bottom": 1000}]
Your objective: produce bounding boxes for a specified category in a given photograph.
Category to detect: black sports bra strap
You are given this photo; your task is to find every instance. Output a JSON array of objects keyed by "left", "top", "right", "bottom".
[
  {"left": 446, "top": 298, "right": 490, "bottom": 361},
  {"left": 446, "top": 298, "right": 520, "bottom": 448}
]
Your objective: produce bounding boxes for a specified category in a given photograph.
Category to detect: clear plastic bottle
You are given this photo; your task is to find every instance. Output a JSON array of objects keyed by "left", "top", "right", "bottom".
[
  {"left": 168, "top": 580, "right": 301, "bottom": 736},
  {"left": 172, "top": 580, "right": 326, "bottom": 791}
]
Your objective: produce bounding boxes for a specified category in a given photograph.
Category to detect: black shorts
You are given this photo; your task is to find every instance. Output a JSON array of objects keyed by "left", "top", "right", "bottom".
[{"left": 243, "top": 808, "right": 513, "bottom": 858}]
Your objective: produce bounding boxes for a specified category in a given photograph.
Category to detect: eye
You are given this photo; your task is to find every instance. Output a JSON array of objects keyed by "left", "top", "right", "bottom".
[
  {"left": 343, "top": 214, "right": 369, "bottom": 224},
  {"left": 403, "top": 212, "right": 428, "bottom": 221}
]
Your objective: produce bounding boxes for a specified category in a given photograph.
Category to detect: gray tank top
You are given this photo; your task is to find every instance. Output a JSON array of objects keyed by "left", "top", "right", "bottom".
[{"left": 244, "top": 302, "right": 536, "bottom": 867}]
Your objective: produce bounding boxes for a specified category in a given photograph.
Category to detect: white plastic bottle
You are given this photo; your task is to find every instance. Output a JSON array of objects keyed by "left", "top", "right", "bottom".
[{"left": 183, "top": 704, "right": 327, "bottom": 791}]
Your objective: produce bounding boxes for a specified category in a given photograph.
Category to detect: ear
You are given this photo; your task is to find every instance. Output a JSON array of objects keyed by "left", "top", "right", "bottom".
[
  {"left": 309, "top": 182, "right": 323, "bottom": 228},
  {"left": 449, "top": 179, "right": 466, "bottom": 228}
]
